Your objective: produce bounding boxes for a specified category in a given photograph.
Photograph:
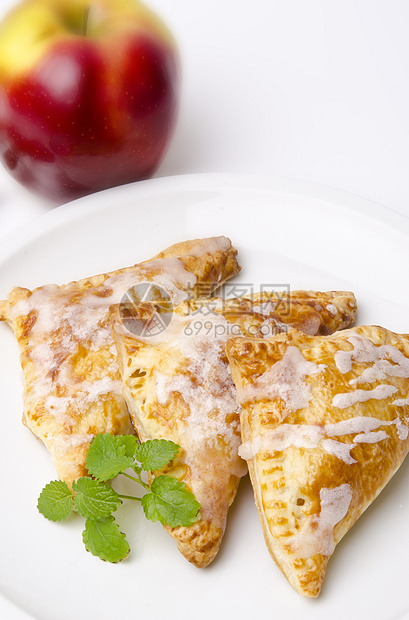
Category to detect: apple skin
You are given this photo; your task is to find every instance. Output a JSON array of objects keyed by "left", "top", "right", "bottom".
[{"left": 0, "top": 0, "right": 180, "bottom": 202}]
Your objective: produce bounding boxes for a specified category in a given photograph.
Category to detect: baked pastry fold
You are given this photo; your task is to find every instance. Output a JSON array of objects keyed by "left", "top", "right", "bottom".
[
  {"left": 0, "top": 236, "right": 240, "bottom": 485},
  {"left": 226, "top": 325, "right": 409, "bottom": 597},
  {"left": 110, "top": 290, "right": 356, "bottom": 567}
]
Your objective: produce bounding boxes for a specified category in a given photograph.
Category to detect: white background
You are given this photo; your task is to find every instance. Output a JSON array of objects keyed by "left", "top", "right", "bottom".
[
  {"left": 1, "top": 4, "right": 409, "bottom": 618},
  {"left": 1, "top": 0, "right": 409, "bottom": 237}
]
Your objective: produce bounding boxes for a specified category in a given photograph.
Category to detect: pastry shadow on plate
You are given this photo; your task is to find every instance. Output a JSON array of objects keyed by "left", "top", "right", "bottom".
[
  {"left": 206, "top": 472, "right": 253, "bottom": 566},
  {"left": 312, "top": 432, "right": 409, "bottom": 599}
]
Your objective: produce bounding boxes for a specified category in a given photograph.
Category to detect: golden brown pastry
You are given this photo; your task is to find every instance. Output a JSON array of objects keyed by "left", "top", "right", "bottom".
[
  {"left": 226, "top": 325, "right": 409, "bottom": 597},
  {"left": 0, "top": 236, "right": 240, "bottom": 485},
  {"left": 215, "top": 289, "right": 357, "bottom": 338},
  {"left": 110, "top": 290, "right": 356, "bottom": 568},
  {"left": 110, "top": 299, "right": 246, "bottom": 568}
]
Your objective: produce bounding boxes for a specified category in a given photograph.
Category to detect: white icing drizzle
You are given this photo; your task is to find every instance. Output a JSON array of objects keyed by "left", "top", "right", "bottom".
[
  {"left": 290, "top": 484, "right": 353, "bottom": 558},
  {"left": 393, "top": 396, "right": 409, "bottom": 406},
  {"left": 240, "top": 424, "right": 323, "bottom": 460},
  {"left": 354, "top": 430, "right": 388, "bottom": 443},
  {"left": 239, "top": 415, "right": 408, "bottom": 462},
  {"left": 334, "top": 335, "right": 375, "bottom": 374},
  {"left": 236, "top": 346, "right": 326, "bottom": 413},
  {"left": 182, "top": 235, "right": 231, "bottom": 258},
  {"left": 326, "top": 303, "right": 338, "bottom": 316},
  {"left": 42, "top": 378, "right": 123, "bottom": 426},
  {"left": 150, "top": 308, "right": 248, "bottom": 523},
  {"left": 155, "top": 311, "right": 240, "bottom": 451},
  {"left": 334, "top": 335, "right": 409, "bottom": 384},
  {"left": 252, "top": 301, "right": 277, "bottom": 316},
  {"left": 137, "top": 258, "right": 197, "bottom": 304},
  {"left": 331, "top": 335, "right": 409, "bottom": 411},
  {"left": 332, "top": 385, "right": 398, "bottom": 409},
  {"left": 52, "top": 433, "right": 96, "bottom": 457},
  {"left": 10, "top": 255, "right": 199, "bottom": 455},
  {"left": 11, "top": 260, "right": 197, "bottom": 343},
  {"left": 320, "top": 438, "right": 357, "bottom": 464},
  {"left": 297, "top": 315, "right": 321, "bottom": 336}
]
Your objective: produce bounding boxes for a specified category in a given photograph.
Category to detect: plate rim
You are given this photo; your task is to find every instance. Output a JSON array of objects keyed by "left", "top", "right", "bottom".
[
  {"left": 1, "top": 173, "right": 409, "bottom": 620},
  {"left": 1, "top": 173, "right": 409, "bottom": 264}
]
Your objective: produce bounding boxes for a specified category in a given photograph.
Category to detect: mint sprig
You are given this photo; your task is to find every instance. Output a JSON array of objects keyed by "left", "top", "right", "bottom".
[
  {"left": 73, "top": 477, "right": 122, "bottom": 520},
  {"left": 83, "top": 516, "right": 130, "bottom": 563},
  {"left": 37, "top": 434, "right": 200, "bottom": 563},
  {"left": 142, "top": 475, "right": 201, "bottom": 527},
  {"left": 133, "top": 439, "right": 180, "bottom": 472},
  {"left": 84, "top": 433, "right": 137, "bottom": 481},
  {"left": 37, "top": 480, "right": 73, "bottom": 522}
]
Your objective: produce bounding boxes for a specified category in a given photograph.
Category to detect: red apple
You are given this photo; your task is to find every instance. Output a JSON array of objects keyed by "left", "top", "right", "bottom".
[{"left": 0, "top": 0, "right": 180, "bottom": 202}]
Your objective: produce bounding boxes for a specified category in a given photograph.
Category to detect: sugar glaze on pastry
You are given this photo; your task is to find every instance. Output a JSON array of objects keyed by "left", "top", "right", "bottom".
[
  {"left": 110, "top": 290, "right": 356, "bottom": 568},
  {"left": 227, "top": 325, "right": 409, "bottom": 597},
  {"left": 0, "top": 236, "right": 240, "bottom": 484},
  {"left": 110, "top": 302, "right": 245, "bottom": 568}
]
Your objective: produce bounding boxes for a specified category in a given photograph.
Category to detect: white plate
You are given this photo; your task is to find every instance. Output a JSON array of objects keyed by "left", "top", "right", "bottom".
[{"left": 1, "top": 174, "right": 409, "bottom": 620}]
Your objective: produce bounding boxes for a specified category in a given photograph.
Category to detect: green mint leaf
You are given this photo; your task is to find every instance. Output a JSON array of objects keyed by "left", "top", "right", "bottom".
[
  {"left": 72, "top": 477, "right": 121, "bottom": 519},
  {"left": 82, "top": 516, "right": 130, "bottom": 563},
  {"left": 37, "top": 480, "right": 73, "bottom": 522},
  {"left": 134, "top": 439, "right": 179, "bottom": 472},
  {"left": 141, "top": 475, "right": 201, "bottom": 527},
  {"left": 116, "top": 435, "right": 139, "bottom": 457},
  {"left": 85, "top": 433, "right": 135, "bottom": 481}
]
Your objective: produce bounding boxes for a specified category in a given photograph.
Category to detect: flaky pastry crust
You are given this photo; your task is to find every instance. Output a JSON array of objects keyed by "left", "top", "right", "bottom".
[
  {"left": 109, "top": 290, "right": 356, "bottom": 567},
  {"left": 227, "top": 325, "right": 409, "bottom": 597},
  {"left": 0, "top": 236, "right": 240, "bottom": 484}
]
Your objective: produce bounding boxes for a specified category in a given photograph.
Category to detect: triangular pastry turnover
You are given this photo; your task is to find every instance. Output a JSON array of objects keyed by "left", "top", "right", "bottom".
[
  {"left": 109, "top": 290, "right": 356, "bottom": 567},
  {"left": 218, "top": 289, "right": 357, "bottom": 338},
  {"left": 226, "top": 325, "right": 409, "bottom": 597},
  {"left": 0, "top": 236, "right": 240, "bottom": 485}
]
